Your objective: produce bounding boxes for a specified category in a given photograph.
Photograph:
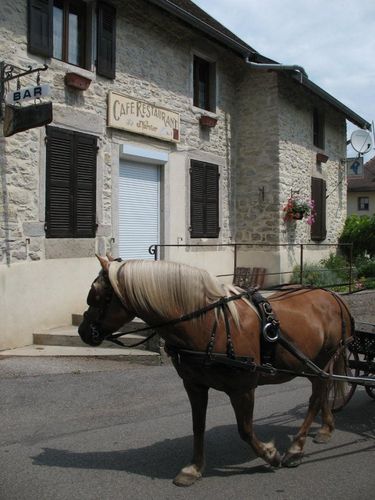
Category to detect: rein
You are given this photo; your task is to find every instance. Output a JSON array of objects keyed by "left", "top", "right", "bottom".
[{"left": 105, "top": 288, "right": 256, "bottom": 348}]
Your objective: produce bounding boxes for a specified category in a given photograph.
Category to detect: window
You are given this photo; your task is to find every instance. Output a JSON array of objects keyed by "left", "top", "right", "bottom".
[
  {"left": 311, "top": 177, "right": 327, "bottom": 241},
  {"left": 53, "top": 0, "right": 86, "bottom": 67},
  {"left": 313, "top": 108, "right": 325, "bottom": 149},
  {"left": 190, "top": 160, "right": 220, "bottom": 238},
  {"left": 45, "top": 127, "right": 97, "bottom": 238},
  {"left": 358, "top": 197, "right": 369, "bottom": 211},
  {"left": 193, "top": 56, "right": 216, "bottom": 112},
  {"left": 28, "top": 0, "right": 116, "bottom": 78}
]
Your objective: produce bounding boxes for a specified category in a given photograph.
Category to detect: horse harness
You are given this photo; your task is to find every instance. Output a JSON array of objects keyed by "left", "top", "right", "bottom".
[{"left": 107, "top": 286, "right": 346, "bottom": 380}]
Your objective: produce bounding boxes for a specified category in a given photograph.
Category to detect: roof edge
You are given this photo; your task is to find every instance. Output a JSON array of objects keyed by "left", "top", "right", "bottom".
[{"left": 148, "top": 0, "right": 256, "bottom": 56}]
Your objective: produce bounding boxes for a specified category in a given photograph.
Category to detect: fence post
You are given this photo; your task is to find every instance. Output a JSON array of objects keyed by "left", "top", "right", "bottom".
[
  {"left": 299, "top": 244, "right": 304, "bottom": 284},
  {"left": 349, "top": 243, "right": 353, "bottom": 293}
]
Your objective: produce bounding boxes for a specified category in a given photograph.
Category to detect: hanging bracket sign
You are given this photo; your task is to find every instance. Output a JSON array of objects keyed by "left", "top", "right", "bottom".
[{"left": 5, "top": 84, "right": 51, "bottom": 105}]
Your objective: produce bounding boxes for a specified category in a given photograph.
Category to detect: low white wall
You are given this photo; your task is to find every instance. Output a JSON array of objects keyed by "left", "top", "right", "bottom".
[{"left": 0, "top": 258, "right": 99, "bottom": 350}]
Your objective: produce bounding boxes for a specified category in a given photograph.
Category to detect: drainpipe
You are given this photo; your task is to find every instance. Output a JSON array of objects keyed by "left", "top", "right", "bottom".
[{"left": 245, "top": 56, "right": 308, "bottom": 81}]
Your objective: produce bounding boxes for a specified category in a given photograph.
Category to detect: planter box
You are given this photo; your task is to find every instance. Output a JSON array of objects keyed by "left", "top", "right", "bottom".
[
  {"left": 65, "top": 72, "right": 91, "bottom": 91},
  {"left": 199, "top": 115, "right": 217, "bottom": 127}
]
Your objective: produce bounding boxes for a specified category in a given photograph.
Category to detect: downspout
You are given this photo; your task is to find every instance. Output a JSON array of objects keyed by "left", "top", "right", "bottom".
[{"left": 245, "top": 56, "right": 308, "bottom": 81}]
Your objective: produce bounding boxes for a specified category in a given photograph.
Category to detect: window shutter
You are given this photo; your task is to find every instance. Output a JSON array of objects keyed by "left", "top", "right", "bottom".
[
  {"left": 205, "top": 164, "right": 219, "bottom": 237},
  {"left": 27, "top": 0, "right": 52, "bottom": 57},
  {"left": 46, "top": 127, "right": 74, "bottom": 238},
  {"left": 97, "top": 2, "right": 116, "bottom": 79},
  {"left": 190, "top": 161, "right": 205, "bottom": 238},
  {"left": 74, "top": 133, "right": 97, "bottom": 237},
  {"left": 190, "top": 161, "right": 219, "bottom": 238},
  {"left": 311, "top": 177, "right": 327, "bottom": 241}
]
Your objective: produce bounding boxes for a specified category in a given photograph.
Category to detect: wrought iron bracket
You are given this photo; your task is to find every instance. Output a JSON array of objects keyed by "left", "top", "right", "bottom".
[{"left": 0, "top": 61, "right": 48, "bottom": 120}]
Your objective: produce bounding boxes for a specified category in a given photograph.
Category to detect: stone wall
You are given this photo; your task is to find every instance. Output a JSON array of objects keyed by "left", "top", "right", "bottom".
[
  {"left": 0, "top": 0, "right": 245, "bottom": 265},
  {"left": 278, "top": 75, "right": 347, "bottom": 246}
]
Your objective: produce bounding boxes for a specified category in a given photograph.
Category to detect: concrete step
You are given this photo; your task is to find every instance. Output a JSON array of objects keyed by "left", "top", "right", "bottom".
[
  {"left": 33, "top": 326, "right": 150, "bottom": 350},
  {"left": 0, "top": 344, "right": 161, "bottom": 365}
]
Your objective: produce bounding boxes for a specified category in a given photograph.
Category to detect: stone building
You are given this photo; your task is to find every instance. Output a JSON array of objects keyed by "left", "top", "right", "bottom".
[
  {"left": 347, "top": 157, "right": 375, "bottom": 217},
  {"left": 0, "top": 0, "right": 370, "bottom": 349}
]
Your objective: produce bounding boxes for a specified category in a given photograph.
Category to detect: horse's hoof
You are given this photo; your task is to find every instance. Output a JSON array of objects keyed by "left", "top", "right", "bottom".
[
  {"left": 313, "top": 431, "right": 331, "bottom": 444},
  {"left": 282, "top": 452, "right": 304, "bottom": 468},
  {"left": 268, "top": 450, "right": 281, "bottom": 468},
  {"left": 173, "top": 465, "right": 202, "bottom": 487}
]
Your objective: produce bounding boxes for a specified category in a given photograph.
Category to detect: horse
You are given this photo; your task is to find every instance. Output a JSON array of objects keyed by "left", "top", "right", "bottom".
[{"left": 78, "top": 255, "right": 353, "bottom": 487}]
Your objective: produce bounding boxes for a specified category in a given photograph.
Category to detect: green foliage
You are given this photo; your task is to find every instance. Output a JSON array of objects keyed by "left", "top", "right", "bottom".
[
  {"left": 291, "top": 261, "right": 346, "bottom": 288},
  {"left": 339, "top": 215, "right": 375, "bottom": 258},
  {"left": 355, "top": 255, "right": 375, "bottom": 277}
]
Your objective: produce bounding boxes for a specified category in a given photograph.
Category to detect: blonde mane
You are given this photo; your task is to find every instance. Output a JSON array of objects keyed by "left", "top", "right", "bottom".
[{"left": 108, "top": 259, "right": 246, "bottom": 326}]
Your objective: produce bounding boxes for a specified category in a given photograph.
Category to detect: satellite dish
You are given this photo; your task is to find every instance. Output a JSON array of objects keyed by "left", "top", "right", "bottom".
[{"left": 350, "top": 129, "right": 373, "bottom": 154}]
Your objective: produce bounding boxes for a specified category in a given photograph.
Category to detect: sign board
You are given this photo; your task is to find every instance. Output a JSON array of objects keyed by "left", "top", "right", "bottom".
[
  {"left": 347, "top": 157, "right": 364, "bottom": 177},
  {"left": 3, "top": 102, "right": 53, "bottom": 137},
  {"left": 108, "top": 92, "right": 180, "bottom": 143},
  {"left": 5, "top": 84, "right": 51, "bottom": 105}
]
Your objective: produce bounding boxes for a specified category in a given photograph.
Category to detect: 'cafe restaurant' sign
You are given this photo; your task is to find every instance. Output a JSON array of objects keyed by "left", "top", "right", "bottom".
[{"left": 108, "top": 91, "right": 180, "bottom": 143}]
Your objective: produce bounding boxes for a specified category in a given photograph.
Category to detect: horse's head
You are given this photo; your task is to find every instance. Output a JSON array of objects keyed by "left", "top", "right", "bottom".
[{"left": 78, "top": 255, "right": 135, "bottom": 346}]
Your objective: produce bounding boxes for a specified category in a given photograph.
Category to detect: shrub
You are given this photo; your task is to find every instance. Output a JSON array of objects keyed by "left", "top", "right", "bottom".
[{"left": 339, "top": 215, "right": 375, "bottom": 258}]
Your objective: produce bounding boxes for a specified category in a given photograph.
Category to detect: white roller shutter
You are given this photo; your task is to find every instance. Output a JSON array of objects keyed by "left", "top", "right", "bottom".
[{"left": 119, "top": 161, "right": 160, "bottom": 260}]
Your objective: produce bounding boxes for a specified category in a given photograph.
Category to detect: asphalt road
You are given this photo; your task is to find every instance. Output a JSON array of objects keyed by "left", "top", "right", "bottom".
[{"left": 0, "top": 357, "right": 374, "bottom": 500}]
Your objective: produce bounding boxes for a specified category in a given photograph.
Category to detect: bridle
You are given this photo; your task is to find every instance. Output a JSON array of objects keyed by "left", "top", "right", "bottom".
[{"left": 83, "top": 271, "right": 122, "bottom": 343}]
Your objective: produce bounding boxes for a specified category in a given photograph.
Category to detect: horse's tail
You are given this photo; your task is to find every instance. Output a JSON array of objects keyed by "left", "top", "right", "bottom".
[{"left": 327, "top": 320, "right": 354, "bottom": 410}]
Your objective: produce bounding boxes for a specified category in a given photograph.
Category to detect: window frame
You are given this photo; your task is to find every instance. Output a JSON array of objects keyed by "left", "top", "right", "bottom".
[
  {"left": 27, "top": 0, "right": 116, "bottom": 77},
  {"left": 358, "top": 196, "right": 369, "bottom": 211},
  {"left": 52, "top": 0, "right": 87, "bottom": 67},
  {"left": 189, "top": 160, "right": 220, "bottom": 239},
  {"left": 193, "top": 55, "right": 216, "bottom": 112}
]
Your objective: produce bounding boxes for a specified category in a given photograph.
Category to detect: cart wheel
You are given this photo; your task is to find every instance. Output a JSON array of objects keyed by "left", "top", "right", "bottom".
[
  {"left": 329, "top": 350, "right": 359, "bottom": 412},
  {"left": 364, "top": 355, "right": 375, "bottom": 400}
]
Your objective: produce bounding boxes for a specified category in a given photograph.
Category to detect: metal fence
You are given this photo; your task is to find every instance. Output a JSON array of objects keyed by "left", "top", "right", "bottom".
[{"left": 148, "top": 242, "right": 363, "bottom": 292}]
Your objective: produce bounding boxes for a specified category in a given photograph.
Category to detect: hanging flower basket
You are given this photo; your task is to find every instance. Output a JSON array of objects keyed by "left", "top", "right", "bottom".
[{"left": 283, "top": 196, "right": 315, "bottom": 225}]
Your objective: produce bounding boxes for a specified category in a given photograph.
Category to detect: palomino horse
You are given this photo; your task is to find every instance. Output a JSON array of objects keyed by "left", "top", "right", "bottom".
[{"left": 78, "top": 256, "right": 353, "bottom": 486}]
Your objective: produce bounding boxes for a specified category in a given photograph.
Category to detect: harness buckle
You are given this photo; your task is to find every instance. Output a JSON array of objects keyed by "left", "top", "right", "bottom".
[{"left": 263, "top": 322, "right": 280, "bottom": 343}]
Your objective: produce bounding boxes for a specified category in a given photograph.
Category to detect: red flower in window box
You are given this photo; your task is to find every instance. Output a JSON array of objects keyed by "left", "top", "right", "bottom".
[
  {"left": 65, "top": 72, "right": 91, "bottom": 91},
  {"left": 199, "top": 115, "right": 217, "bottom": 128}
]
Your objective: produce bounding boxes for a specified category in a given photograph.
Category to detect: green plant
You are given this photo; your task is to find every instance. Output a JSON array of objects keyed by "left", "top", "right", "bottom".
[
  {"left": 339, "top": 215, "right": 375, "bottom": 258},
  {"left": 282, "top": 196, "right": 315, "bottom": 224}
]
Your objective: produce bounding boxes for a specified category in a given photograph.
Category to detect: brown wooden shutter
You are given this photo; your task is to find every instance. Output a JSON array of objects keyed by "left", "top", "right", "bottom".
[
  {"left": 190, "top": 161, "right": 219, "bottom": 238},
  {"left": 27, "top": 0, "right": 52, "bottom": 57},
  {"left": 190, "top": 161, "right": 205, "bottom": 238},
  {"left": 74, "top": 133, "right": 97, "bottom": 237},
  {"left": 46, "top": 127, "right": 74, "bottom": 238},
  {"left": 311, "top": 177, "right": 327, "bottom": 241},
  {"left": 46, "top": 127, "right": 97, "bottom": 238},
  {"left": 97, "top": 2, "right": 116, "bottom": 79},
  {"left": 205, "top": 164, "right": 219, "bottom": 237}
]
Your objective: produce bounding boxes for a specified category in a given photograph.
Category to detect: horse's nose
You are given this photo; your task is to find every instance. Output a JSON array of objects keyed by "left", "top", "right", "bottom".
[{"left": 78, "top": 315, "right": 103, "bottom": 347}]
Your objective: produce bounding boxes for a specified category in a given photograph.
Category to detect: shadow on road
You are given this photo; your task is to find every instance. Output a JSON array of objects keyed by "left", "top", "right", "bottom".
[{"left": 32, "top": 392, "right": 374, "bottom": 481}]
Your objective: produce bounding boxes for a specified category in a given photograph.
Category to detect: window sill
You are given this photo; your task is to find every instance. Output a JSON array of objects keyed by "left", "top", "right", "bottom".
[
  {"left": 49, "top": 59, "right": 96, "bottom": 83},
  {"left": 191, "top": 106, "right": 218, "bottom": 119}
]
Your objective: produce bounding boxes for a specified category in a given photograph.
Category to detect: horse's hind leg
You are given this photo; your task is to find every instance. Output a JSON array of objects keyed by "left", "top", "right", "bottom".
[
  {"left": 174, "top": 380, "right": 208, "bottom": 487},
  {"left": 313, "top": 379, "right": 335, "bottom": 444},
  {"left": 282, "top": 378, "right": 333, "bottom": 467},
  {"left": 230, "top": 389, "right": 281, "bottom": 468}
]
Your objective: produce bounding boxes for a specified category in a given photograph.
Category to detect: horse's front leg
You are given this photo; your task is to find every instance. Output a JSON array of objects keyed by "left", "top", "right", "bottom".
[
  {"left": 230, "top": 389, "right": 281, "bottom": 467},
  {"left": 174, "top": 380, "right": 209, "bottom": 487}
]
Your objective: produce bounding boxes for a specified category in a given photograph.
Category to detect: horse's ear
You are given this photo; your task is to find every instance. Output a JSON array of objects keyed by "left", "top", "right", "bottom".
[
  {"left": 106, "top": 253, "right": 115, "bottom": 262},
  {"left": 96, "top": 254, "right": 109, "bottom": 272}
]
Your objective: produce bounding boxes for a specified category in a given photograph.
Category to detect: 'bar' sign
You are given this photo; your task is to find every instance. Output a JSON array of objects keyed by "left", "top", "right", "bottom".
[{"left": 5, "top": 84, "right": 51, "bottom": 105}]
